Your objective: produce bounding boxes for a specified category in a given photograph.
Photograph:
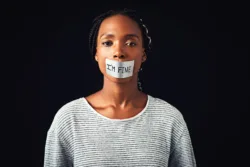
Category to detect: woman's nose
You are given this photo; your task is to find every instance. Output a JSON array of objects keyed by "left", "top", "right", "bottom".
[
  {"left": 113, "top": 54, "right": 125, "bottom": 59},
  {"left": 113, "top": 42, "right": 126, "bottom": 59}
]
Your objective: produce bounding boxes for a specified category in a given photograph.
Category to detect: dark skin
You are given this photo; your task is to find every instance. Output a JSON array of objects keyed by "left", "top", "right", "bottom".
[{"left": 85, "top": 14, "right": 147, "bottom": 119}]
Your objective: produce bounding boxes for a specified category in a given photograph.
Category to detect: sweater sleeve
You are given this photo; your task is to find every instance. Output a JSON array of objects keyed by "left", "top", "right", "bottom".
[
  {"left": 44, "top": 108, "right": 73, "bottom": 167},
  {"left": 168, "top": 123, "right": 197, "bottom": 167}
]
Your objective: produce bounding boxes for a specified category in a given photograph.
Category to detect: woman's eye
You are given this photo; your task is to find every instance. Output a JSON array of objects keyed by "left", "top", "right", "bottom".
[
  {"left": 102, "top": 41, "right": 113, "bottom": 47},
  {"left": 126, "top": 42, "right": 137, "bottom": 47}
]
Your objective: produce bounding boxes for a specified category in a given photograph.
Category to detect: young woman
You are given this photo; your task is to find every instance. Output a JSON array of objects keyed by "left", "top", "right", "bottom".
[{"left": 44, "top": 9, "right": 197, "bottom": 167}]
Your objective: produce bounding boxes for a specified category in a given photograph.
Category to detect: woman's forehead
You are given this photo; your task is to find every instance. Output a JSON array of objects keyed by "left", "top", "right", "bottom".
[{"left": 98, "top": 15, "right": 142, "bottom": 38}]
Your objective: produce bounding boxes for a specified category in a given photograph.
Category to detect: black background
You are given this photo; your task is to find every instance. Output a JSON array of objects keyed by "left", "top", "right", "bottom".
[{"left": 11, "top": 0, "right": 248, "bottom": 167}]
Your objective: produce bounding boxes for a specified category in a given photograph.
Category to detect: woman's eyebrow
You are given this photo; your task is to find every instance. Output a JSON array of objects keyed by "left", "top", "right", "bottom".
[
  {"left": 125, "top": 34, "right": 140, "bottom": 40},
  {"left": 100, "top": 33, "right": 114, "bottom": 39},
  {"left": 99, "top": 33, "right": 140, "bottom": 40}
]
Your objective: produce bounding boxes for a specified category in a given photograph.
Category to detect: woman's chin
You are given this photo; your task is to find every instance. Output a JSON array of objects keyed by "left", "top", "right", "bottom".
[{"left": 105, "top": 75, "right": 133, "bottom": 83}]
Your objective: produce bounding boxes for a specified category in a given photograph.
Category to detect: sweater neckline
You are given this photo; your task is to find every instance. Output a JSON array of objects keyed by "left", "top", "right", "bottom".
[{"left": 82, "top": 94, "right": 151, "bottom": 122}]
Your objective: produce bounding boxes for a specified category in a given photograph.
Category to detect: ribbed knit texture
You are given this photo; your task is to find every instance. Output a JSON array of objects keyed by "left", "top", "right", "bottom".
[{"left": 44, "top": 94, "right": 196, "bottom": 167}]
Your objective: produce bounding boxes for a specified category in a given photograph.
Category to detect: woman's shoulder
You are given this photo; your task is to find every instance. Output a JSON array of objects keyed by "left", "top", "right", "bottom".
[
  {"left": 52, "top": 91, "right": 103, "bottom": 122},
  {"left": 57, "top": 97, "right": 85, "bottom": 115},
  {"left": 49, "top": 97, "right": 88, "bottom": 130},
  {"left": 148, "top": 94, "right": 185, "bottom": 124}
]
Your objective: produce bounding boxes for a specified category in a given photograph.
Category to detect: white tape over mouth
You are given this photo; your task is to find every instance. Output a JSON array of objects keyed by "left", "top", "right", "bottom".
[{"left": 105, "top": 59, "right": 134, "bottom": 78}]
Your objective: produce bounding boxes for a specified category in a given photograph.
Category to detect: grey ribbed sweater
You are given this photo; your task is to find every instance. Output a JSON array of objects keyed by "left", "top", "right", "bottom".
[{"left": 44, "top": 94, "right": 196, "bottom": 166}]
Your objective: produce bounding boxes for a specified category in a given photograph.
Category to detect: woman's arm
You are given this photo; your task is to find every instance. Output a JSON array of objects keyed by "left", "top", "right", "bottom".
[
  {"left": 168, "top": 125, "right": 196, "bottom": 167},
  {"left": 44, "top": 127, "right": 73, "bottom": 167}
]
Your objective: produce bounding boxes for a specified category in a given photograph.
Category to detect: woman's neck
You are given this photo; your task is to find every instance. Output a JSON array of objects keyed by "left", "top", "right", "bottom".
[{"left": 99, "top": 76, "right": 142, "bottom": 109}]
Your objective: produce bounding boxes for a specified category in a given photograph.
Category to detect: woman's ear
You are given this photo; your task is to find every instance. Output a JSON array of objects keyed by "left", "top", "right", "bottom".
[
  {"left": 95, "top": 55, "right": 98, "bottom": 62},
  {"left": 142, "top": 52, "right": 147, "bottom": 63},
  {"left": 95, "top": 47, "right": 98, "bottom": 62},
  {"left": 141, "top": 48, "right": 147, "bottom": 62}
]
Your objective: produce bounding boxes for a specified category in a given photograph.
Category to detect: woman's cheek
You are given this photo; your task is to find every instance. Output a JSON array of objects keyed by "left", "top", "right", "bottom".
[{"left": 134, "top": 60, "right": 142, "bottom": 74}]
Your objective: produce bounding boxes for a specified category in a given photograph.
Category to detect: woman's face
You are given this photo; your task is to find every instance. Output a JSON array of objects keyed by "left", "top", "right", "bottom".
[{"left": 95, "top": 14, "right": 146, "bottom": 83}]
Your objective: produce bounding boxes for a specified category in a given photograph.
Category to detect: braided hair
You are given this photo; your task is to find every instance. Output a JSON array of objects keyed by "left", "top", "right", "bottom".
[{"left": 88, "top": 9, "right": 152, "bottom": 91}]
